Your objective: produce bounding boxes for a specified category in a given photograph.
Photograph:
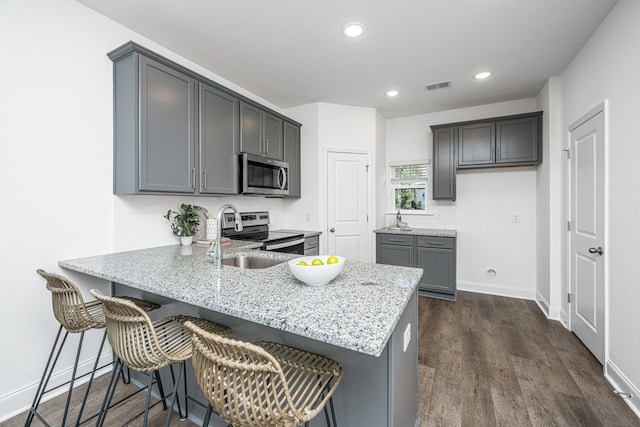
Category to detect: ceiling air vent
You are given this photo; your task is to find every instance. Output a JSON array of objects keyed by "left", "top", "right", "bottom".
[{"left": 424, "top": 80, "right": 452, "bottom": 91}]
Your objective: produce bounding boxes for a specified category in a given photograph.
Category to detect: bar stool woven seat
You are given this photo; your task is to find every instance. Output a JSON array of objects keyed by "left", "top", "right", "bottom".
[
  {"left": 90, "top": 289, "right": 232, "bottom": 427},
  {"left": 26, "top": 269, "right": 160, "bottom": 427},
  {"left": 185, "top": 320, "right": 344, "bottom": 427}
]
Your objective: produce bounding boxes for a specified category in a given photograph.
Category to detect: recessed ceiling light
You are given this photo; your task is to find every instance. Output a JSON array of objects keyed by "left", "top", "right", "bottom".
[
  {"left": 343, "top": 22, "right": 365, "bottom": 38},
  {"left": 386, "top": 90, "right": 399, "bottom": 97},
  {"left": 474, "top": 71, "right": 493, "bottom": 80}
]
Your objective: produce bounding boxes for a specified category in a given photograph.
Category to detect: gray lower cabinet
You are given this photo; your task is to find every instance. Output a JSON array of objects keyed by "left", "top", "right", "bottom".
[
  {"left": 199, "top": 83, "right": 239, "bottom": 194},
  {"left": 415, "top": 236, "right": 456, "bottom": 296},
  {"left": 377, "top": 234, "right": 414, "bottom": 267},
  {"left": 283, "top": 121, "right": 301, "bottom": 198},
  {"left": 240, "top": 102, "right": 284, "bottom": 161},
  {"left": 376, "top": 233, "right": 456, "bottom": 299},
  {"left": 304, "top": 235, "right": 319, "bottom": 256}
]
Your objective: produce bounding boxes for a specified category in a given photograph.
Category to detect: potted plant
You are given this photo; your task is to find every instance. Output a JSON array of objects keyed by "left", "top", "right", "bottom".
[{"left": 164, "top": 203, "right": 205, "bottom": 245}]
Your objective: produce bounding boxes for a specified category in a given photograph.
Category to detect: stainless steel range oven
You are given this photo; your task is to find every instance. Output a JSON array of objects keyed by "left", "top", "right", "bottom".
[{"left": 221, "top": 211, "right": 304, "bottom": 255}]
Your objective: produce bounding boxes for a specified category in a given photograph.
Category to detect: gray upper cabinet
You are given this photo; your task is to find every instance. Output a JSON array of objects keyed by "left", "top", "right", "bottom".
[
  {"left": 454, "top": 112, "right": 542, "bottom": 169},
  {"left": 457, "top": 122, "right": 495, "bottom": 167},
  {"left": 432, "top": 126, "right": 457, "bottom": 200},
  {"left": 431, "top": 111, "right": 542, "bottom": 200},
  {"left": 496, "top": 115, "right": 540, "bottom": 164},
  {"left": 109, "top": 41, "right": 301, "bottom": 197},
  {"left": 112, "top": 52, "right": 197, "bottom": 194},
  {"left": 283, "top": 121, "right": 301, "bottom": 198},
  {"left": 240, "top": 102, "right": 284, "bottom": 161},
  {"left": 199, "top": 83, "right": 239, "bottom": 194}
]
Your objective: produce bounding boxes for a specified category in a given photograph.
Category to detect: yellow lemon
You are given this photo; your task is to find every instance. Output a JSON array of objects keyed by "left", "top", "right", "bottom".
[
  {"left": 327, "top": 255, "right": 340, "bottom": 265},
  {"left": 311, "top": 258, "right": 324, "bottom": 266},
  {"left": 296, "top": 261, "right": 308, "bottom": 266}
]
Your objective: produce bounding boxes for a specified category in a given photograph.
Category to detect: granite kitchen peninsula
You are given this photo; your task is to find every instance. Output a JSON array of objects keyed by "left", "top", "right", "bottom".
[{"left": 60, "top": 242, "right": 423, "bottom": 427}]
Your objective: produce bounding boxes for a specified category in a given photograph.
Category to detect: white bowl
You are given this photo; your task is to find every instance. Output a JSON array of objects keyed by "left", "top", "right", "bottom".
[{"left": 287, "top": 255, "right": 345, "bottom": 286}]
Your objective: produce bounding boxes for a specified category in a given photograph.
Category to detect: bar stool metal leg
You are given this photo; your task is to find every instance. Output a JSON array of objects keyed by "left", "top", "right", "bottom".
[
  {"left": 25, "top": 327, "right": 86, "bottom": 427},
  {"left": 25, "top": 325, "right": 66, "bottom": 427}
]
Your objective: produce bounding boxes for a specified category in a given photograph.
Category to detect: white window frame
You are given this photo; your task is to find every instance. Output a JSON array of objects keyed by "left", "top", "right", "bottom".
[{"left": 387, "top": 160, "right": 429, "bottom": 214}]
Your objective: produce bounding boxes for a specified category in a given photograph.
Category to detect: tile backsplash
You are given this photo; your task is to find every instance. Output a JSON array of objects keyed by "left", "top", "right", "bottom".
[{"left": 113, "top": 195, "right": 286, "bottom": 252}]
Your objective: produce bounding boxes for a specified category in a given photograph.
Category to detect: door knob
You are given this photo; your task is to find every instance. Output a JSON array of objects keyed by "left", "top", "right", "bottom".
[
  {"left": 588, "top": 246, "right": 604, "bottom": 255},
  {"left": 329, "top": 227, "right": 335, "bottom": 233}
]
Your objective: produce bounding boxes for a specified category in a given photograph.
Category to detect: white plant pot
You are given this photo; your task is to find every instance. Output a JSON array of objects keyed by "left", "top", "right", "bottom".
[{"left": 180, "top": 236, "right": 193, "bottom": 246}]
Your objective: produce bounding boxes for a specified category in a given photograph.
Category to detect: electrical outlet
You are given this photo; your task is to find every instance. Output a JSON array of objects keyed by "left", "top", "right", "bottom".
[
  {"left": 512, "top": 214, "right": 520, "bottom": 223},
  {"left": 305, "top": 212, "right": 311, "bottom": 222},
  {"left": 403, "top": 323, "right": 411, "bottom": 352}
]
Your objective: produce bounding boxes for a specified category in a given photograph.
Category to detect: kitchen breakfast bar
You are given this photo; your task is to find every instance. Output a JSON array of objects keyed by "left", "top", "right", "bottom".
[{"left": 59, "top": 242, "right": 422, "bottom": 427}]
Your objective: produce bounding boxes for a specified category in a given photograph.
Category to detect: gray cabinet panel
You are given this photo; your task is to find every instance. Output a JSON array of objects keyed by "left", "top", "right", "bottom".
[
  {"left": 496, "top": 115, "right": 540, "bottom": 164},
  {"left": 240, "top": 102, "right": 284, "bottom": 161},
  {"left": 283, "top": 121, "right": 301, "bottom": 198},
  {"left": 380, "top": 234, "right": 413, "bottom": 246},
  {"left": 376, "top": 233, "right": 456, "bottom": 299},
  {"left": 264, "top": 113, "right": 283, "bottom": 160},
  {"left": 199, "top": 83, "right": 239, "bottom": 194},
  {"left": 432, "top": 126, "right": 456, "bottom": 200},
  {"left": 416, "top": 247, "right": 456, "bottom": 294},
  {"left": 139, "top": 56, "right": 196, "bottom": 193},
  {"left": 458, "top": 122, "right": 495, "bottom": 167},
  {"left": 304, "top": 235, "right": 319, "bottom": 256},
  {"left": 416, "top": 236, "right": 455, "bottom": 249},
  {"left": 240, "top": 102, "right": 263, "bottom": 157},
  {"left": 379, "top": 245, "right": 414, "bottom": 267}
]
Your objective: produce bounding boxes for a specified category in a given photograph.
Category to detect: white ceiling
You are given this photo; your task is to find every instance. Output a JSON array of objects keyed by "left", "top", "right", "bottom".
[{"left": 77, "top": 0, "right": 618, "bottom": 119}]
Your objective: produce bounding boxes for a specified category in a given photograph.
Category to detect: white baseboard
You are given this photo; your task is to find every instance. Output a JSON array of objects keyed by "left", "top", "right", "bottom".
[
  {"left": 534, "top": 290, "right": 565, "bottom": 324},
  {"left": 535, "top": 290, "right": 550, "bottom": 316},
  {"left": 457, "top": 280, "right": 536, "bottom": 300},
  {"left": 605, "top": 359, "right": 640, "bottom": 419},
  {"left": 0, "top": 351, "right": 113, "bottom": 423}
]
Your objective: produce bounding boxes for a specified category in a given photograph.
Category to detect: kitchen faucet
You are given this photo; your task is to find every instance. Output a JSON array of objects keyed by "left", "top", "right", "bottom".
[{"left": 208, "top": 204, "right": 243, "bottom": 269}]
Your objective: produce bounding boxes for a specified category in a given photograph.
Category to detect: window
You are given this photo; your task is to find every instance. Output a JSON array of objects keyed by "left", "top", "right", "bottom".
[{"left": 389, "top": 161, "right": 428, "bottom": 212}]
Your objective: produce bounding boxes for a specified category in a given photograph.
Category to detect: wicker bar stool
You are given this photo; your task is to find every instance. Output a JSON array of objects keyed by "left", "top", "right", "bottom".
[
  {"left": 90, "top": 289, "right": 232, "bottom": 427},
  {"left": 26, "top": 269, "right": 160, "bottom": 427},
  {"left": 184, "top": 320, "right": 344, "bottom": 427}
]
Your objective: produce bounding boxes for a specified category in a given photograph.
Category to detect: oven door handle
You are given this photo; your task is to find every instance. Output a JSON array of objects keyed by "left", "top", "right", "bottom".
[{"left": 264, "top": 237, "right": 305, "bottom": 251}]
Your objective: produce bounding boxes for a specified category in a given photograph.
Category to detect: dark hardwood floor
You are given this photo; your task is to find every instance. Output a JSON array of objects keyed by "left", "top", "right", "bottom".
[
  {"left": 4, "top": 291, "right": 638, "bottom": 426},
  {"left": 418, "top": 291, "right": 639, "bottom": 426}
]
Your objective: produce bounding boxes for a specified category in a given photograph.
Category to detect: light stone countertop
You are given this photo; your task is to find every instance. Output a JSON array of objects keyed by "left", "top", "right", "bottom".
[
  {"left": 374, "top": 226, "right": 457, "bottom": 238},
  {"left": 59, "top": 242, "right": 422, "bottom": 357}
]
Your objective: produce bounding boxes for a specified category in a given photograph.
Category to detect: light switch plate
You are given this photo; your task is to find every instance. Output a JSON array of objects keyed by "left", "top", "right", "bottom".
[{"left": 403, "top": 323, "right": 411, "bottom": 352}]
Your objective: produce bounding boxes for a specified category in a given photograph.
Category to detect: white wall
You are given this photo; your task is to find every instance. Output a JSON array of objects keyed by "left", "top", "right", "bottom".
[
  {"left": 0, "top": 0, "right": 287, "bottom": 419},
  {"left": 535, "top": 77, "right": 565, "bottom": 321},
  {"left": 386, "top": 99, "right": 539, "bottom": 298},
  {"left": 560, "top": 0, "right": 640, "bottom": 414}
]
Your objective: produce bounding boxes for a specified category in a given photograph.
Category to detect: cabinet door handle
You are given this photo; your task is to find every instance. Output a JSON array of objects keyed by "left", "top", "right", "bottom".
[
  {"left": 265, "top": 138, "right": 269, "bottom": 154},
  {"left": 202, "top": 169, "right": 207, "bottom": 190},
  {"left": 424, "top": 242, "right": 443, "bottom": 246},
  {"left": 389, "top": 239, "right": 405, "bottom": 242},
  {"left": 191, "top": 168, "right": 196, "bottom": 190}
]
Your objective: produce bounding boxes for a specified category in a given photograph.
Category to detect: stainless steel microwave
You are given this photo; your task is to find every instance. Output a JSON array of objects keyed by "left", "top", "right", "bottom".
[{"left": 241, "top": 153, "right": 289, "bottom": 196}]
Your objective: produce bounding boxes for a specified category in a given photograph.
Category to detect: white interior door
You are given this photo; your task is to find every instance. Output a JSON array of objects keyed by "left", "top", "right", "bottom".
[
  {"left": 569, "top": 106, "right": 606, "bottom": 364},
  {"left": 326, "top": 151, "right": 370, "bottom": 262}
]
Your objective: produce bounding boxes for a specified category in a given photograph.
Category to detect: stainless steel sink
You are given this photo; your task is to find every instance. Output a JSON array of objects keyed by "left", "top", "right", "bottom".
[{"left": 222, "top": 255, "right": 285, "bottom": 269}]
